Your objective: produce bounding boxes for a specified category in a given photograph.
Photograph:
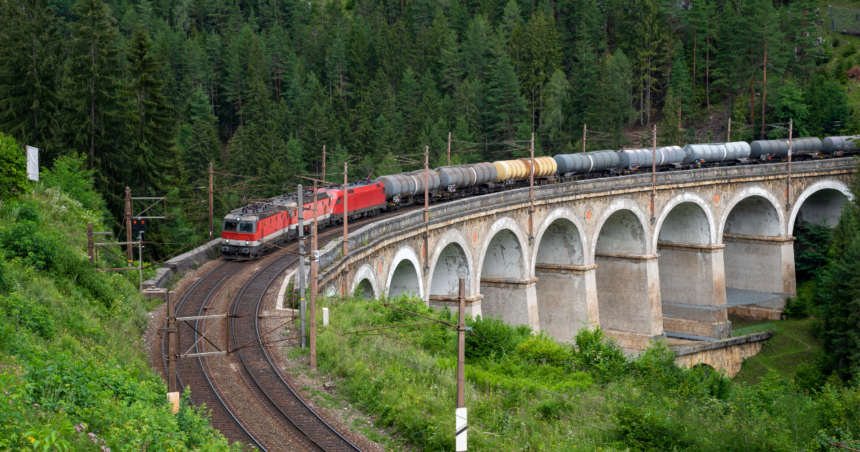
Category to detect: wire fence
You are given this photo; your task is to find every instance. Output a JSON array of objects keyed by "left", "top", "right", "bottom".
[{"left": 830, "top": 5, "right": 860, "bottom": 36}]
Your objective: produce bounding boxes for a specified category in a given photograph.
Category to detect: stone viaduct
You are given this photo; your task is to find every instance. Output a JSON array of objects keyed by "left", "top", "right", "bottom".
[{"left": 314, "top": 159, "right": 855, "bottom": 350}]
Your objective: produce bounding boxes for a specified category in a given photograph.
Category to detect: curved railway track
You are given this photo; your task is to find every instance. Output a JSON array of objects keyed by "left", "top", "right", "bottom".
[
  {"left": 171, "top": 261, "right": 264, "bottom": 448},
  {"left": 162, "top": 207, "right": 419, "bottom": 450}
]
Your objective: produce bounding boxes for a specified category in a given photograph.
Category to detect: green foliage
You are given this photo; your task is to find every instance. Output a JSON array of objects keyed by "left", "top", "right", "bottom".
[
  {"left": 794, "top": 219, "right": 833, "bottom": 282},
  {"left": 0, "top": 133, "right": 28, "bottom": 201},
  {"left": 0, "top": 293, "right": 56, "bottom": 340},
  {"left": 0, "top": 184, "right": 237, "bottom": 450},
  {"left": 313, "top": 293, "right": 860, "bottom": 451},
  {"left": 40, "top": 153, "right": 106, "bottom": 214},
  {"left": 0, "top": 221, "right": 57, "bottom": 271}
]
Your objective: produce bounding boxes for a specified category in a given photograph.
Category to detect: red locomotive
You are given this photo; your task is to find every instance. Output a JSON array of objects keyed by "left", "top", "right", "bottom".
[{"left": 220, "top": 180, "right": 386, "bottom": 259}]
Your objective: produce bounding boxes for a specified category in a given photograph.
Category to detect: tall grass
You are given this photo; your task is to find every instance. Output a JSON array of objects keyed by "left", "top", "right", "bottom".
[{"left": 309, "top": 294, "right": 860, "bottom": 452}]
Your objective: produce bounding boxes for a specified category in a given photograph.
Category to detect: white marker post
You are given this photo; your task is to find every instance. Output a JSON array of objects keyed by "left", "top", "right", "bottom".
[
  {"left": 455, "top": 277, "right": 467, "bottom": 451},
  {"left": 25, "top": 146, "right": 38, "bottom": 181}
]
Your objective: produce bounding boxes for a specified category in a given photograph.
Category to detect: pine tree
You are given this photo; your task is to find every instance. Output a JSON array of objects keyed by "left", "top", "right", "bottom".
[
  {"left": 659, "top": 90, "right": 682, "bottom": 146},
  {"left": 568, "top": 20, "right": 596, "bottom": 138},
  {"left": 540, "top": 69, "right": 570, "bottom": 152},
  {"left": 587, "top": 49, "right": 634, "bottom": 149},
  {"left": 522, "top": 10, "right": 561, "bottom": 130},
  {"left": 461, "top": 15, "right": 495, "bottom": 82},
  {"left": 668, "top": 45, "right": 693, "bottom": 126},
  {"left": 0, "top": 0, "right": 63, "bottom": 161},
  {"left": 453, "top": 78, "right": 480, "bottom": 136},
  {"left": 180, "top": 86, "right": 221, "bottom": 183},
  {"left": 346, "top": 18, "right": 373, "bottom": 93},
  {"left": 62, "top": 0, "right": 123, "bottom": 177},
  {"left": 439, "top": 31, "right": 463, "bottom": 91},
  {"left": 487, "top": 54, "right": 528, "bottom": 143}
]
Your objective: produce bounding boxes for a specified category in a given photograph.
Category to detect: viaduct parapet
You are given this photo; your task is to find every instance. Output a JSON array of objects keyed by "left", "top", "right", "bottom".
[{"left": 314, "top": 159, "right": 855, "bottom": 351}]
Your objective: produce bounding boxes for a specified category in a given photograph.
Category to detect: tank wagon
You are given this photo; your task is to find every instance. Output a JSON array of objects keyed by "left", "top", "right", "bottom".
[
  {"left": 223, "top": 133, "right": 858, "bottom": 259},
  {"left": 823, "top": 136, "right": 860, "bottom": 156}
]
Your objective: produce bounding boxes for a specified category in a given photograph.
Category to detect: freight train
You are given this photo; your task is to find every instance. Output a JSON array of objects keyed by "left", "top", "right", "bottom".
[{"left": 221, "top": 135, "right": 859, "bottom": 259}]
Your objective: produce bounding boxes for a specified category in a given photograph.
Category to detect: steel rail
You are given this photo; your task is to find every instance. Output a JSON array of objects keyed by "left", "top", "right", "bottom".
[{"left": 170, "top": 262, "right": 266, "bottom": 450}]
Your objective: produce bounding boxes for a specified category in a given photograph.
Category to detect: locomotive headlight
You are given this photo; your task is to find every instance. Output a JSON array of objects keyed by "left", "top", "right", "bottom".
[
  {"left": 245, "top": 241, "right": 250, "bottom": 245},
  {"left": 225, "top": 240, "right": 230, "bottom": 244}
]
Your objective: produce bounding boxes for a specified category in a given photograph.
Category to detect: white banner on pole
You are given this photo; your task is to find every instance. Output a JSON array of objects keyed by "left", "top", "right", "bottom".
[
  {"left": 456, "top": 407, "right": 467, "bottom": 451},
  {"left": 25, "top": 146, "right": 39, "bottom": 181}
]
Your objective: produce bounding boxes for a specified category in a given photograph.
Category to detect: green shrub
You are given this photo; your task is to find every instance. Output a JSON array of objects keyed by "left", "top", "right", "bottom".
[
  {"left": 0, "top": 132, "right": 28, "bottom": 202},
  {"left": 795, "top": 362, "right": 826, "bottom": 392},
  {"left": 0, "top": 222, "right": 57, "bottom": 271},
  {"left": 40, "top": 153, "right": 106, "bottom": 213},
  {"left": 0, "top": 293, "right": 56, "bottom": 340},
  {"left": 516, "top": 332, "right": 570, "bottom": 365},
  {"left": 466, "top": 315, "right": 532, "bottom": 359}
]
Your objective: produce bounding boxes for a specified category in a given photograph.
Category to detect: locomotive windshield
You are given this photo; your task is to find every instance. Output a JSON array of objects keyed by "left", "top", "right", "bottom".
[
  {"left": 239, "top": 221, "right": 255, "bottom": 233},
  {"left": 224, "top": 220, "right": 238, "bottom": 231}
]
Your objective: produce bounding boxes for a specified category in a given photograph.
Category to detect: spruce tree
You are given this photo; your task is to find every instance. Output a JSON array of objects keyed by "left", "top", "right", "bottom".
[
  {"left": 540, "top": 69, "right": 570, "bottom": 152},
  {"left": 0, "top": 0, "right": 63, "bottom": 160},
  {"left": 487, "top": 54, "right": 528, "bottom": 143},
  {"left": 179, "top": 86, "right": 221, "bottom": 183},
  {"left": 668, "top": 45, "right": 693, "bottom": 126},
  {"left": 62, "top": 0, "right": 124, "bottom": 209}
]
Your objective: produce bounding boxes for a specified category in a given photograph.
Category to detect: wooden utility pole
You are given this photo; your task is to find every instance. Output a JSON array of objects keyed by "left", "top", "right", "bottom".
[
  {"left": 787, "top": 119, "right": 793, "bottom": 209},
  {"left": 209, "top": 162, "right": 214, "bottom": 239},
  {"left": 582, "top": 124, "right": 587, "bottom": 153},
  {"left": 727, "top": 118, "right": 732, "bottom": 142},
  {"left": 447, "top": 132, "right": 452, "bottom": 167},
  {"left": 529, "top": 133, "right": 535, "bottom": 241},
  {"left": 455, "top": 277, "right": 467, "bottom": 452},
  {"left": 167, "top": 290, "right": 177, "bottom": 393},
  {"left": 342, "top": 162, "right": 349, "bottom": 296},
  {"left": 651, "top": 125, "right": 657, "bottom": 224},
  {"left": 424, "top": 146, "right": 429, "bottom": 274},
  {"left": 125, "top": 187, "right": 132, "bottom": 263},
  {"left": 298, "top": 185, "right": 306, "bottom": 349},
  {"left": 310, "top": 179, "right": 318, "bottom": 371},
  {"left": 322, "top": 145, "right": 326, "bottom": 184},
  {"left": 87, "top": 222, "right": 94, "bottom": 263}
]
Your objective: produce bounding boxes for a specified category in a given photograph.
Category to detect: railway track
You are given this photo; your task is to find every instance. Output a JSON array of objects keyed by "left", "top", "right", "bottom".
[
  {"left": 162, "top": 207, "right": 419, "bottom": 450},
  {"left": 171, "top": 261, "right": 264, "bottom": 448}
]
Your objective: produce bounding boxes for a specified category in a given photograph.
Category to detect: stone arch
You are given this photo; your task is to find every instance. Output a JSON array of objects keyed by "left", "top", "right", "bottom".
[
  {"left": 530, "top": 208, "right": 587, "bottom": 276},
  {"left": 532, "top": 208, "right": 592, "bottom": 342},
  {"left": 719, "top": 187, "right": 785, "bottom": 240},
  {"left": 427, "top": 229, "right": 474, "bottom": 300},
  {"left": 475, "top": 216, "right": 529, "bottom": 291},
  {"left": 788, "top": 180, "right": 853, "bottom": 233},
  {"left": 350, "top": 264, "right": 379, "bottom": 299},
  {"left": 652, "top": 193, "right": 716, "bottom": 251},
  {"left": 385, "top": 246, "right": 424, "bottom": 299},
  {"left": 720, "top": 186, "right": 795, "bottom": 296},
  {"left": 592, "top": 199, "right": 662, "bottom": 338},
  {"left": 476, "top": 217, "right": 538, "bottom": 330},
  {"left": 653, "top": 194, "right": 727, "bottom": 337},
  {"left": 591, "top": 199, "right": 651, "bottom": 259}
]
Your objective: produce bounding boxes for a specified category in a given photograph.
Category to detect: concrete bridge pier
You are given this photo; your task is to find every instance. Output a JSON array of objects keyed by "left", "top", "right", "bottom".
[
  {"left": 595, "top": 252, "right": 664, "bottom": 349},
  {"left": 723, "top": 234, "right": 796, "bottom": 304},
  {"left": 657, "top": 243, "right": 730, "bottom": 338},
  {"left": 532, "top": 214, "right": 597, "bottom": 343},
  {"left": 480, "top": 278, "right": 539, "bottom": 331},
  {"left": 534, "top": 265, "right": 598, "bottom": 343}
]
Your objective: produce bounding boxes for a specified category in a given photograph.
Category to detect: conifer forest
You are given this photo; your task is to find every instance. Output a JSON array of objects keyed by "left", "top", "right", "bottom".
[{"left": 0, "top": 0, "right": 852, "bottom": 254}]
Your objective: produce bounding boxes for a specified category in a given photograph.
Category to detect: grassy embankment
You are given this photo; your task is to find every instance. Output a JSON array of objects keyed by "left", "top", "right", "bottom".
[
  {"left": 0, "top": 154, "right": 240, "bottom": 451},
  {"left": 285, "top": 294, "right": 860, "bottom": 452},
  {"left": 733, "top": 318, "right": 821, "bottom": 385}
]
